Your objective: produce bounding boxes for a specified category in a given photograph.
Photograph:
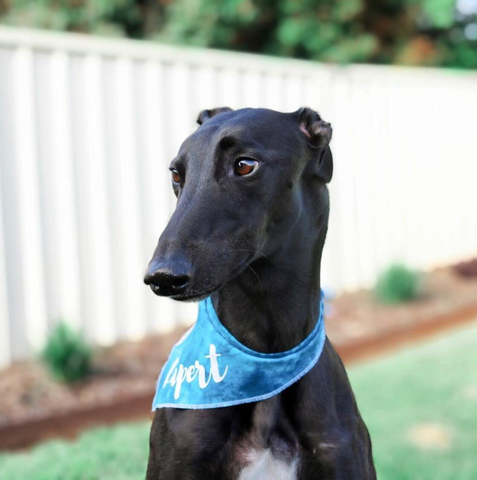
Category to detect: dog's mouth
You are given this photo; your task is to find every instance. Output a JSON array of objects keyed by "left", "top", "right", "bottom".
[
  {"left": 163, "top": 287, "right": 219, "bottom": 302},
  {"left": 149, "top": 281, "right": 222, "bottom": 302},
  {"left": 149, "top": 254, "right": 255, "bottom": 302}
]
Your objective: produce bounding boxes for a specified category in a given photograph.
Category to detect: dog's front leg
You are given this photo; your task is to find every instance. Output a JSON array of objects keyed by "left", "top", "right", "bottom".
[
  {"left": 146, "top": 413, "right": 166, "bottom": 480},
  {"left": 297, "top": 427, "right": 376, "bottom": 480},
  {"left": 146, "top": 411, "right": 186, "bottom": 480},
  {"left": 146, "top": 408, "right": 238, "bottom": 480}
]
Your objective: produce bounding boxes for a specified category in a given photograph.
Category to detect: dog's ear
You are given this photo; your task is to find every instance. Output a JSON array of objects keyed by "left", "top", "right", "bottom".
[
  {"left": 296, "top": 107, "right": 333, "bottom": 183},
  {"left": 316, "top": 147, "right": 333, "bottom": 183},
  {"left": 296, "top": 107, "right": 332, "bottom": 149},
  {"left": 197, "top": 107, "right": 233, "bottom": 125}
]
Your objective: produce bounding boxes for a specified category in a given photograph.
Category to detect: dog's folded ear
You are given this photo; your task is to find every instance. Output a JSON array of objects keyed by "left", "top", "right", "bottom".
[
  {"left": 197, "top": 107, "right": 233, "bottom": 125},
  {"left": 316, "top": 147, "right": 333, "bottom": 183},
  {"left": 296, "top": 107, "right": 333, "bottom": 183},
  {"left": 296, "top": 107, "right": 332, "bottom": 149}
]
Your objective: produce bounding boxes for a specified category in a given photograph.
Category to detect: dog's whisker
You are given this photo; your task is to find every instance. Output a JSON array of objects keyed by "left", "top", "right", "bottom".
[
  {"left": 246, "top": 263, "right": 263, "bottom": 292},
  {"left": 228, "top": 249, "right": 272, "bottom": 262}
]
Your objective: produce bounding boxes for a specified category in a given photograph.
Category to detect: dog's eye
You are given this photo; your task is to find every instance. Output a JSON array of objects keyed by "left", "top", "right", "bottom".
[
  {"left": 234, "top": 159, "right": 259, "bottom": 176},
  {"left": 170, "top": 168, "right": 181, "bottom": 185}
]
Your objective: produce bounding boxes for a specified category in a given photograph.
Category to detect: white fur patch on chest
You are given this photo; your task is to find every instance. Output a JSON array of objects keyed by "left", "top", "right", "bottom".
[{"left": 237, "top": 448, "right": 299, "bottom": 480}]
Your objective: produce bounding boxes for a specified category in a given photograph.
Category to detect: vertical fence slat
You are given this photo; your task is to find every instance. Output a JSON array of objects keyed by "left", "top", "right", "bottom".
[
  {"left": 241, "top": 71, "right": 262, "bottom": 107},
  {"left": 304, "top": 69, "right": 333, "bottom": 118},
  {"left": 0, "top": 158, "right": 10, "bottom": 367},
  {"left": 262, "top": 74, "right": 283, "bottom": 111},
  {"left": 34, "top": 50, "right": 82, "bottom": 330},
  {"left": 12, "top": 47, "right": 48, "bottom": 352},
  {"left": 70, "top": 54, "right": 116, "bottom": 345},
  {"left": 167, "top": 63, "right": 195, "bottom": 149},
  {"left": 48, "top": 51, "right": 82, "bottom": 325},
  {"left": 0, "top": 47, "right": 13, "bottom": 364},
  {"left": 193, "top": 65, "right": 217, "bottom": 112},
  {"left": 283, "top": 75, "right": 305, "bottom": 111},
  {"left": 103, "top": 57, "right": 146, "bottom": 340},
  {"left": 217, "top": 68, "right": 241, "bottom": 109}
]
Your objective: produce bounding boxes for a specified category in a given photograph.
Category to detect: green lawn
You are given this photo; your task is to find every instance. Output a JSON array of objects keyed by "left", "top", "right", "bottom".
[
  {"left": 0, "top": 421, "right": 151, "bottom": 480},
  {"left": 1, "top": 323, "right": 477, "bottom": 480},
  {"left": 350, "top": 323, "right": 477, "bottom": 480}
]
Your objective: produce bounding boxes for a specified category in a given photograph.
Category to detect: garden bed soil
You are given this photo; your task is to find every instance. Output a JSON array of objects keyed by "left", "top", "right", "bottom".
[
  {"left": 0, "top": 329, "right": 188, "bottom": 449},
  {"left": 1, "top": 266, "right": 476, "bottom": 449},
  {"left": 327, "top": 267, "right": 477, "bottom": 362}
]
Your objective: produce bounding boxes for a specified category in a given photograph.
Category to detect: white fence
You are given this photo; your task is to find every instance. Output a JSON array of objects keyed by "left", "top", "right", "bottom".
[{"left": 0, "top": 27, "right": 476, "bottom": 366}]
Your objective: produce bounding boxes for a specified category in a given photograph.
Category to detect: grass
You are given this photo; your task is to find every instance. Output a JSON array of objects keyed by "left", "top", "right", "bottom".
[
  {"left": 1, "top": 323, "right": 477, "bottom": 479},
  {"left": 0, "top": 422, "right": 151, "bottom": 480},
  {"left": 349, "top": 323, "right": 477, "bottom": 479}
]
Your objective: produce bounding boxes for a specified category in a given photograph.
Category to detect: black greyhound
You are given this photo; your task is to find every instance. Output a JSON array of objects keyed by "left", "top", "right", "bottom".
[{"left": 144, "top": 107, "right": 376, "bottom": 479}]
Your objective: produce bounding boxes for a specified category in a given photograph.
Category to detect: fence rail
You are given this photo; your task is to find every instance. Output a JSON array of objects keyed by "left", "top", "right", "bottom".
[{"left": 1, "top": 27, "right": 476, "bottom": 366}]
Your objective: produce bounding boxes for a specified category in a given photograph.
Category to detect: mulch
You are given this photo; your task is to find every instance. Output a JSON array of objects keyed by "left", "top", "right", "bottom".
[
  {"left": 0, "top": 329, "right": 186, "bottom": 431},
  {"left": 0, "top": 265, "right": 476, "bottom": 449},
  {"left": 326, "top": 267, "right": 477, "bottom": 362}
]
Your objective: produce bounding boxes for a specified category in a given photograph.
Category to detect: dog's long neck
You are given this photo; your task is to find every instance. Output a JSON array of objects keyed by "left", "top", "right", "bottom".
[{"left": 211, "top": 194, "right": 329, "bottom": 353}]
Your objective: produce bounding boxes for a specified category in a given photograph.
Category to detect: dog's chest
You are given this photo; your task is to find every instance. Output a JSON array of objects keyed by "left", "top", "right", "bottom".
[
  {"left": 233, "top": 402, "right": 300, "bottom": 480},
  {"left": 236, "top": 447, "right": 299, "bottom": 480}
]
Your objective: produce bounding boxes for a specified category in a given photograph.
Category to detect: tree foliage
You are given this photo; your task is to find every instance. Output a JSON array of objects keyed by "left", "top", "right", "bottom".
[
  {"left": 0, "top": 0, "right": 157, "bottom": 37},
  {"left": 1, "top": 0, "right": 476, "bottom": 68}
]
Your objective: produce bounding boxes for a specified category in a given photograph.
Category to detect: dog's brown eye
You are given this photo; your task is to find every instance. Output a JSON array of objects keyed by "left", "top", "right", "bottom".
[
  {"left": 235, "top": 159, "right": 258, "bottom": 176},
  {"left": 170, "top": 168, "right": 181, "bottom": 184}
]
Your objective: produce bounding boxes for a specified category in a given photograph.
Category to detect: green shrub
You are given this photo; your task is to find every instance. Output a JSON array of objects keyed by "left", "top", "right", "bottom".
[
  {"left": 42, "top": 321, "right": 92, "bottom": 383},
  {"left": 375, "top": 264, "right": 420, "bottom": 304}
]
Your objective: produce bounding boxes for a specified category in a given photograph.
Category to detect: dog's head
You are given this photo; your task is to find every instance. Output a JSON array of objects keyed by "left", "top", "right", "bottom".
[{"left": 144, "top": 107, "right": 332, "bottom": 301}]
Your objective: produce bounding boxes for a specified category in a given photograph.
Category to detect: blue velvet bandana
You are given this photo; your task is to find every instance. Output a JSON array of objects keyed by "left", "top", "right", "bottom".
[{"left": 152, "top": 297, "right": 326, "bottom": 410}]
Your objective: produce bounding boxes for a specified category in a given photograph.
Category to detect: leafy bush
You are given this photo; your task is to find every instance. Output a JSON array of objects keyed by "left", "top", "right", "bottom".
[
  {"left": 0, "top": 0, "right": 147, "bottom": 37},
  {"left": 1, "top": 0, "right": 477, "bottom": 69},
  {"left": 157, "top": 0, "right": 477, "bottom": 68},
  {"left": 42, "top": 321, "right": 92, "bottom": 383},
  {"left": 375, "top": 264, "right": 420, "bottom": 304}
]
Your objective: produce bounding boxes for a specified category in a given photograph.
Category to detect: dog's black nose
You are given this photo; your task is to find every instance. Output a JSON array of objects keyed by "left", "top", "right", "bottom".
[{"left": 144, "top": 258, "right": 192, "bottom": 297}]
